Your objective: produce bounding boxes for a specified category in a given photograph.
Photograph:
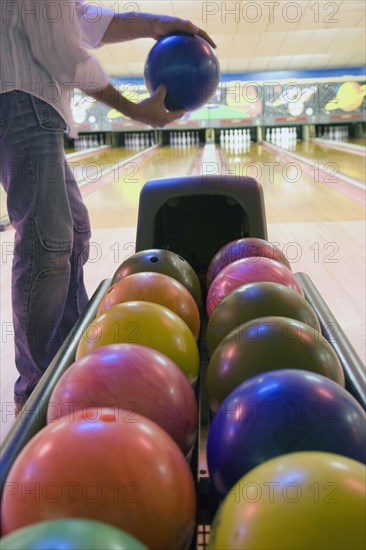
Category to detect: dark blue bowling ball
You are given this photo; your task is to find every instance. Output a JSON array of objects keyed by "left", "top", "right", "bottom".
[
  {"left": 207, "top": 369, "right": 366, "bottom": 498},
  {"left": 144, "top": 33, "right": 220, "bottom": 111}
]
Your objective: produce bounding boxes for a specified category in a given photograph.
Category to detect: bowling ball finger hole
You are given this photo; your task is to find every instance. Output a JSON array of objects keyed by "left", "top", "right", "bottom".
[{"left": 149, "top": 257, "right": 159, "bottom": 263}]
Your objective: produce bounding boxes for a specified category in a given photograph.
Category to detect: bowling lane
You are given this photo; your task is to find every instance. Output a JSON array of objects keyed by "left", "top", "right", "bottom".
[
  {"left": 289, "top": 140, "right": 366, "bottom": 182},
  {"left": 349, "top": 138, "right": 366, "bottom": 146},
  {"left": 222, "top": 143, "right": 365, "bottom": 223},
  {"left": 0, "top": 146, "right": 135, "bottom": 220},
  {"left": 68, "top": 146, "right": 140, "bottom": 183},
  {"left": 84, "top": 144, "right": 200, "bottom": 228},
  {"left": 221, "top": 143, "right": 365, "bottom": 362},
  {"left": 0, "top": 187, "right": 7, "bottom": 220}
]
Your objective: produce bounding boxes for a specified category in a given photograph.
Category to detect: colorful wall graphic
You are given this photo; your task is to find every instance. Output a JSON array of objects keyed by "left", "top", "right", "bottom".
[{"left": 72, "top": 74, "right": 366, "bottom": 133}]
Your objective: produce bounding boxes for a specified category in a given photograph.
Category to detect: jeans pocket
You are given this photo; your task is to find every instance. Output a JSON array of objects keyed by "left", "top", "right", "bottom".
[{"left": 30, "top": 96, "right": 66, "bottom": 132}]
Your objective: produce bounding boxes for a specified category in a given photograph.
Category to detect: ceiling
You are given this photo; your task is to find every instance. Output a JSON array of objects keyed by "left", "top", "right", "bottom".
[{"left": 92, "top": 0, "right": 366, "bottom": 78}]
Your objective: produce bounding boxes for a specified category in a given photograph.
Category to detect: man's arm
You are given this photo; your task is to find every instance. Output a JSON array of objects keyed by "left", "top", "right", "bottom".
[
  {"left": 75, "top": 1, "right": 114, "bottom": 49},
  {"left": 22, "top": 1, "right": 199, "bottom": 126},
  {"left": 101, "top": 12, "right": 216, "bottom": 48}
]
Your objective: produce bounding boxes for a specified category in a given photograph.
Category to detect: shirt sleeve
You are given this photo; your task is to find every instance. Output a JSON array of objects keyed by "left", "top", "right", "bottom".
[
  {"left": 75, "top": 1, "right": 115, "bottom": 49},
  {"left": 22, "top": 0, "right": 110, "bottom": 92}
]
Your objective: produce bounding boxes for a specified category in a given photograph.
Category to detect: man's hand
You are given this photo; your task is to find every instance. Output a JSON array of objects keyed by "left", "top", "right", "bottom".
[
  {"left": 128, "top": 85, "right": 185, "bottom": 127},
  {"left": 88, "top": 84, "right": 185, "bottom": 128}
]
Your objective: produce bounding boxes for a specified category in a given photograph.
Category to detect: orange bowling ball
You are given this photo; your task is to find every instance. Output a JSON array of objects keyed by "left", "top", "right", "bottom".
[
  {"left": 47, "top": 344, "right": 198, "bottom": 456},
  {"left": 97, "top": 272, "right": 200, "bottom": 340},
  {"left": 76, "top": 301, "right": 200, "bottom": 385},
  {"left": 1, "top": 408, "right": 197, "bottom": 550}
]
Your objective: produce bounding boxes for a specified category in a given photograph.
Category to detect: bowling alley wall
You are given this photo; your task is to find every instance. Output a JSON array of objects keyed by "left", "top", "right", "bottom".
[{"left": 71, "top": 68, "right": 366, "bottom": 135}]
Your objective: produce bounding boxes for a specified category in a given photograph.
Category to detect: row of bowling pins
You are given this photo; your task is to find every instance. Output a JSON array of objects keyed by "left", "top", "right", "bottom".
[
  {"left": 266, "top": 127, "right": 297, "bottom": 148},
  {"left": 124, "top": 132, "right": 155, "bottom": 149},
  {"left": 319, "top": 126, "right": 349, "bottom": 141},
  {"left": 220, "top": 129, "right": 252, "bottom": 146},
  {"left": 222, "top": 139, "right": 251, "bottom": 155},
  {"left": 169, "top": 131, "right": 200, "bottom": 147},
  {"left": 74, "top": 134, "right": 104, "bottom": 150}
]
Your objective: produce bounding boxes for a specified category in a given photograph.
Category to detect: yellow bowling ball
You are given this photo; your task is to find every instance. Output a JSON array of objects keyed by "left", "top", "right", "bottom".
[
  {"left": 76, "top": 301, "right": 199, "bottom": 385},
  {"left": 209, "top": 451, "right": 366, "bottom": 550},
  {"left": 97, "top": 272, "right": 200, "bottom": 341}
]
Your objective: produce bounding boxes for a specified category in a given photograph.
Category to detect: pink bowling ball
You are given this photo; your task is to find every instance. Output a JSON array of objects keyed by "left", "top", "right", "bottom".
[{"left": 206, "top": 256, "right": 304, "bottom": 317}]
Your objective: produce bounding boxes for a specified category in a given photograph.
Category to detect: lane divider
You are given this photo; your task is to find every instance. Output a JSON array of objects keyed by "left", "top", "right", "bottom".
[
  {"left": 261, "top": 141, "right": 365, "bottom": 206},
  {"left": 0, "top": 146, "right": 161, "bottom": 229},
  {"left": 66, "top": 145, "right": 111, "bottom": 161},
  {"left": 310, "top": 139, "right": 366, "bottom": 157},
  {"left": 78, "top": 145, "right": 159, "bottom": 198}
]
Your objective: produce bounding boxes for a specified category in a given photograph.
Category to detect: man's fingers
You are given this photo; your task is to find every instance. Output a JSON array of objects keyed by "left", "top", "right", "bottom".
[
  {"left": 196, "top": 29, "right": 217, "bottom": 48},
  {"left": 153, "top": 17, "right": 217, "bottom": 49},
  {"left": 177, "top": 19, "right": 217, "bottom": 48},
  {"left": 153, "top": 84, "right": 167, "bottom": 102},
  {"left": 166, "top": 109, "right": 186, "bottom": 122}
]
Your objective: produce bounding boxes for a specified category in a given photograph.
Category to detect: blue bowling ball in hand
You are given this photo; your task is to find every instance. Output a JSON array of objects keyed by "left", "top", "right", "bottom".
[{"left": 144, "top": 33, "right": 221, "bottom": 111}]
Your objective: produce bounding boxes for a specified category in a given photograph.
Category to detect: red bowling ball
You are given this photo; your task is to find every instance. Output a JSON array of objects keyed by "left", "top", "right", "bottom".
[
  {"left": 206, "top": 256, "right": 304, "bottom": 317},
  {"left": 47, "top": 344, "right": 198, "bottom": 456},
  {"left": 1, "top": 408, "right": 196, "bottom": 550}
]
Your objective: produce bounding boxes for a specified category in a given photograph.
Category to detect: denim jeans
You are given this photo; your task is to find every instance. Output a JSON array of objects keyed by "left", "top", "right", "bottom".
[{"left": 0, "top": 91, "right": 91, "bottom": 405}]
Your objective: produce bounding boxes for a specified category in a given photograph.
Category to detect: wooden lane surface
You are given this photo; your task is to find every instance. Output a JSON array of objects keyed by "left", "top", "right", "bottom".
[
  {"left": 84, "top": 145, "right": 199, "bottom": 229},
  {"left": 223, "top": 143, "right": 365, "bottom": 223},
  {"left": 0, "top": 187, "right": 7, "bottom": 219},
  {"left": 69, "top": 147, "right": 136, "bottom": 183},
  {"left": 349, "top": 138, "right": 366, "bottom": 146},
  {"left": 81, "top": 145, "right": 200, "bottom": 291},
  {"left": 294, "top": 140, "right": 366, "bottom": 182},
  {"left": 222, "top": 142, "right": 365, "bottom": 366}
]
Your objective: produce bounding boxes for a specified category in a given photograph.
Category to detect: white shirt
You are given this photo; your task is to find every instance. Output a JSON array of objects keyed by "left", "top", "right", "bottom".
[{"left": 0, "top": 1, "right": 114, "bottom": 137}]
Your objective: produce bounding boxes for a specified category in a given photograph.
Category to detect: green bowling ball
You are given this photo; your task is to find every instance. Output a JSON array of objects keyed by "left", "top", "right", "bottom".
[
  {"left": 112, "top": 248, "right": 202, "bottom": 306},
  {"left": 206, "top": 282, "right": 321, "bottom": 356},
  {"left": 0, "top": 519, "right": 147, "bottom": 550},
  {"left": 207, "top": 315, "right": 345, "bottom": 412}
]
